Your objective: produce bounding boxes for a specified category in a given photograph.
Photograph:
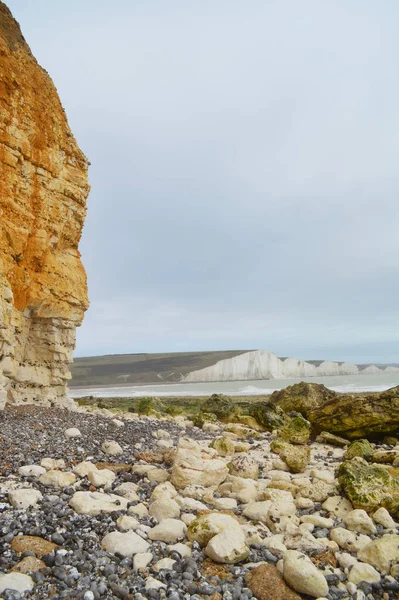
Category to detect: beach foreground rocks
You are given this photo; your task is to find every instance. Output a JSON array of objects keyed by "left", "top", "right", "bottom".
[{"left": 0, "top": 403, "right": 399, "bottom": 599}]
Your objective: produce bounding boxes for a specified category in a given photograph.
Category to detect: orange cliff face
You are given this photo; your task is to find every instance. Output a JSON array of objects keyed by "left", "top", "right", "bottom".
[{"left": 0, "top": 2, "right": 90, "bottom": 407}]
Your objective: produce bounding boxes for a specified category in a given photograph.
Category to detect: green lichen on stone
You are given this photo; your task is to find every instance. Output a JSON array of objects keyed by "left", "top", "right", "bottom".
[
  {"left": 210, "top": 436, "right": 235, "bottom": 456},
  {"left": 201, "top": 394, "right": 236, "bottom": 422},
  {"left": 249, "top": 400, "right": 286, "bottom": 431},
  {"left": 278, "top": 412, "right": 311, "bottom": 445},
  {"left": 338, "top": 460, "right": 399, "bottom": 516},
  {"left": 234, "top": 415, "right": 264, "bottom": 432},
  {"left": 271, "top": 381, "right": 335, "bottom": 418},
  {"left": 192, "top": 412, "right": 217, "bottom": 428},
  {"left": 344, "top": 439, "right": 374, "bottom": 461},
  {"left": 224, "top": 423, "right": 260, "bottom": 440},
  {"left": 308, "top": 385, "right": 399, "bottom": 439},
  {"left": 270, "top": 438, "right": 310, "bottom": 473}
]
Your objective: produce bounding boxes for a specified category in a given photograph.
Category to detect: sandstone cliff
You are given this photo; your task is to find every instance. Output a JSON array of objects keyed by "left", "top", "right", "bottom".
[{"left": 0, "top": 2, "right": 89, "bottom": 407}]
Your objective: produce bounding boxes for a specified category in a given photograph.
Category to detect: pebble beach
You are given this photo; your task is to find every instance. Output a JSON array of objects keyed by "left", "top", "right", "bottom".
[{"left": 0, "top": 403, "right": 399, "bottom": 600}]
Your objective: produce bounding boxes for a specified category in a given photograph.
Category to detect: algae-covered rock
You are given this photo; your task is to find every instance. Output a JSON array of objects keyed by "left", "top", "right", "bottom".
[
  {"left": 192, "top": 413, "right": 217, "bottom": 428},
  {"left": 345, "top": 439, "right": 373, "bottom": 461},
  {"left": 278, "top": 413, "right": 311, "bottom": 445},
  {"left": 210, "top": 437, "right": 235, "bottom": 457},
  {"left": 270, "top": 438, "right": 310, "bottom": 473},
  {"left": 201, "top": 394, "right": 235, "bottom": 421},
  {"left": 235, "top": 415, "right": 265, "bottom": 432},
  {"left": 224, "top": 423, "right": 260, "bottom": 440},
  {"left": 187, "top": 512, "right": 242, "bottom": 547},
  {"left": 338, "top": 460, "right": 399, "bottom": 516},
  {"left": 271, "top": 382, "right": 336, "bottom": 418},
  {"left": 308, "top": 385, "right": 399, "bottom": 439},
  {"left": 249, "top": 400, "right": 286, "bottom": 431}
]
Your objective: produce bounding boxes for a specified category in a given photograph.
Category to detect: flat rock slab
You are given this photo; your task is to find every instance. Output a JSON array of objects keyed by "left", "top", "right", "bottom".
[
  {"left": 11, "top": 536, "right": 58, "bottom": 557},
  {"left": 69, "top": 491, "right": 129, "bottom": 515},
  {"left": 0, "top": 572, "right": 34, "bottom": 594},
  {"left": 246, "top": 564, "right": 302, "bottom": 600}
]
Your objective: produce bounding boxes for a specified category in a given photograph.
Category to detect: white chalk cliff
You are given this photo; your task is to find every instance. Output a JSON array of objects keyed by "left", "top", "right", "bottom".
[{"left": 183, "top": 350, "right": 398, "bottom": 383}]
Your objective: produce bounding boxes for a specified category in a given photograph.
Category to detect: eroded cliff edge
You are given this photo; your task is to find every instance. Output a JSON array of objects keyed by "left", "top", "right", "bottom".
[{"left": 0, "top": 2, "right": 89, "bottom": 407}]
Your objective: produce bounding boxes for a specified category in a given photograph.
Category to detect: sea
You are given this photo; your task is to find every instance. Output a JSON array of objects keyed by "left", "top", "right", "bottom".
[{"left": 68, "top": 372, "right": 399, "bottom": 399}]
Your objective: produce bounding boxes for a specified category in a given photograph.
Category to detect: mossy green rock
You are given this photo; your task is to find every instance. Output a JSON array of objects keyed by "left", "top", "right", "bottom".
[
  {"left": 278, "top": 413, "right": 311, "bottom": 444},
  {"left": 249, "top": 400, "right": 286, "bottom": 431},
  {"left": 210, "top": 436, "right": 235, "bottom": 456},
  {"left": 309, "top": 385, "right": 399, "bottom": 439},
  {"left": 192, "top": 412, "right": 217, "bottom": 428},
  {"left": 271, "top": 382, "right": 335, "bottom": 418},
  {"left": 187, "top": 512, "right": 242, "bottom": 547},
  {"left": 224, "top": 423, "right": 260, "bottom": 440},
  {"left": 201, "top": 394, "right": 235, "bottom": 421},
  {"left": 345, "top": 439, "right": 373, "bottom": 461},
  {"left": 270, "top": 438, "right": 310, "bottom": 473},
  {"left": 338, "top": 460, "right": 399, "bottom": 516},
  {"left": 235, "top": 415, "right": 265, "bottom": 432}
]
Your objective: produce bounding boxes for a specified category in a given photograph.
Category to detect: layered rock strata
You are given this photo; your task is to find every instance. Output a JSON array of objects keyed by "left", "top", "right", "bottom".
[{"left": 0, "top": 3, "right": 89, "bottom": 407}]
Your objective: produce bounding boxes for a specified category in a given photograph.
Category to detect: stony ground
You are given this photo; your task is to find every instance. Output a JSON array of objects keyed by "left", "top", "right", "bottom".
[{"left": 0, "top": 405, "right": 398, "bottom": 600}]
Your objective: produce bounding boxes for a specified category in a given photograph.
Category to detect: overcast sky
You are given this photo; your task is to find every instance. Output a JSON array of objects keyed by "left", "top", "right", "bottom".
[{"left": 7, "top": 0, "right": 399, "bottom": 363}]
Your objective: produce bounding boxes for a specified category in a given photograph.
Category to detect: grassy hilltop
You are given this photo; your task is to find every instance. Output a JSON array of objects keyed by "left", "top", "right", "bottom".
[{"left": 70, "top": 350, "right": 250, "bottom": 387}]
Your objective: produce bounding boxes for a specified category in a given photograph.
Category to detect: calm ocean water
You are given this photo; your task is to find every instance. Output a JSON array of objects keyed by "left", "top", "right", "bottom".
[{"left": 69, "top": 372, "right": 399, "bottom": 399}]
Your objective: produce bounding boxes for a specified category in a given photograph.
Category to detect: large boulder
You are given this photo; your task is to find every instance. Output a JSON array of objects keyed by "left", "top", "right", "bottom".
[
  {"left": 271, "top": 382, "right": 335, "bottom": 418},
  {"left": 338, "top": 460, "right": 399, "bottom": 516},
  {"left": 249, "top": 400, "right": 286, "bottom": 431},
  {"left": 308, "top": 386, "right": 399, "bottom": 439},
  {"left": 201, "top": 394, "right": 235, "bottom": 421},
  {"left": 171, "top": 438, "right": 228, "bottom": 489}
]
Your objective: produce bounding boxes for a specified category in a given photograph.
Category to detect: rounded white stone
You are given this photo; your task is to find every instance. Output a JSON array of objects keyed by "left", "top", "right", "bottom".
[
  {"left": 0, "top": 573, "right": 34, "bottom": 594},
  {"left": 344, "top": 509, "right": 377, "bottom": 535},
  {"left": 133, "top": 552, "right": 153, "bottom": 571},
  {"left": 102, "top": 530, "right": 150, "bottom": 556},
  {"left": 38, "top": 470, "right": 76, "bottom": 488},
  {"left": 372, "top": 507, "right": 396, "bottom": 529},
  {"left": 18, "top": 465, "right": 46, "bottom": 477},
  {"left": 88, "top": 468, "right": 116, "bottom": 489},
  {"left": 283, "top": 550, "right": 329, "bottom": 598},
  {"left": 9, "top": 488, "right": 42, "bottom": 510},
  {"left": 348, "top": 562, "right": 381, "bottom": 585},
  {"left": 65, "top": 428, "right": 81, "bottom": 438},
  {"left": 149, "top": 498, "right": 180, "bottom": 522},
  {"left": 205, "top": 529, "right": 249, "bottom": 563},
  {"left": 148, "top": 519, "right": 187, "bottom": 543},
  {"left": 101, "top": 440, "right": 123, "bottom": 455}
]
